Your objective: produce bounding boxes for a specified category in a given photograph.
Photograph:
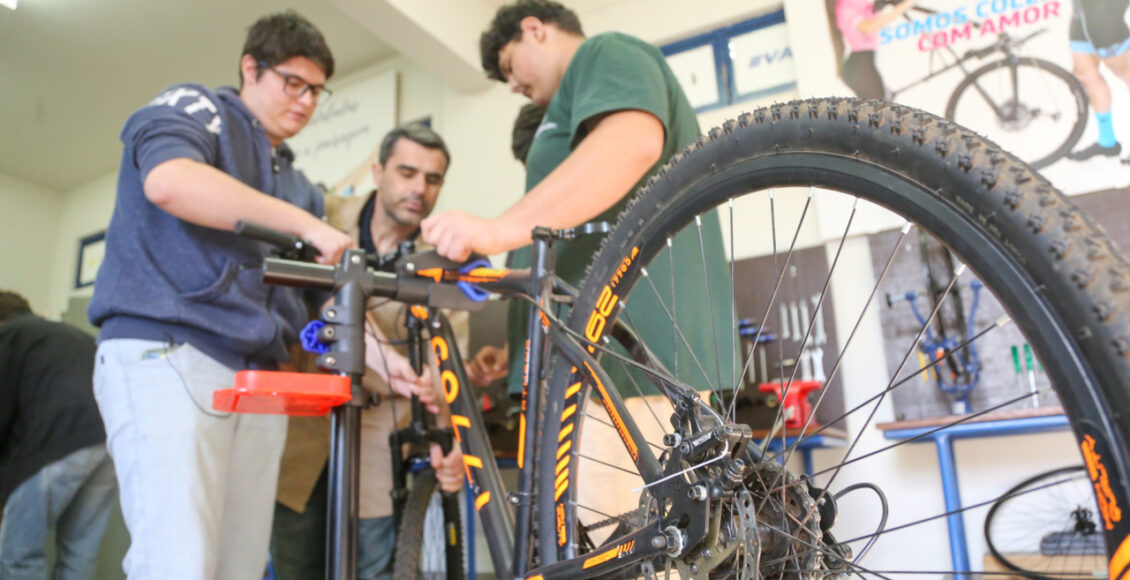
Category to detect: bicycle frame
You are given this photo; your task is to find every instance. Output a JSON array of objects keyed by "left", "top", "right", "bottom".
[{"left": 260, "top": 227, "right": 703, "bottom": 579}]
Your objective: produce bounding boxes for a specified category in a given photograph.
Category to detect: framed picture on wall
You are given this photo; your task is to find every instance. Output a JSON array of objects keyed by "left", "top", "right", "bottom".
[{"left": 75, "top": 230, "right": 106, "bottom": 289}]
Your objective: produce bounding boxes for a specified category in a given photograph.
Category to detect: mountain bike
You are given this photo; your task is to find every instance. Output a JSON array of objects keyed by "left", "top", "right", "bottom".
[
  {"left": 218, "top": 97, "right": 1130, "bottom": 579},
  {"left": 889, "top": 6, "right": 1088, "bottom": 169}
]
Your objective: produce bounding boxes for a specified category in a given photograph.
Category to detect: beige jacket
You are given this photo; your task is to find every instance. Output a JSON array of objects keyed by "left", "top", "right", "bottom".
[{"left": 275, "top": 192, "right": 470, "bottom": 519}]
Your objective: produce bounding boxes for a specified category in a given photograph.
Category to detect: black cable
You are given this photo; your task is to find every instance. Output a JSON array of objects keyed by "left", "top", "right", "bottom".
[
  {"left": 833, "top": 482, "right": 888, "bottom": 564},
  {"left": 161, "top": 333, "right": 232, "bottom": 419}
]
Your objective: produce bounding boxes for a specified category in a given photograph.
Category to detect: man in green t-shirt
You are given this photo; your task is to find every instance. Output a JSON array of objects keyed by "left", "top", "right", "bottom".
[{"left": 424, "top": 0, "right": 733, "bottom": 398}]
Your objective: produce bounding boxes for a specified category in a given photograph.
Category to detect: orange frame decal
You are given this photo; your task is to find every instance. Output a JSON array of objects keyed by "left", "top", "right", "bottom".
[
  {"left": 1082, "top": 434, "right": 1123, "bottom": 531},
  {"left": 584, "top": 361, "right": 639, "bottom": 462},
  {"left": 450, "top": 413, "right": 488, "bottom": 511},
  {"left": 582, "top": 546, "right": 619, "bottom": 569},
  {"left": 432, "top": 336, "right": 459, "bottom": 404},
  {"left": 581, "top": 539, "right": 636, "bottom": 569}
]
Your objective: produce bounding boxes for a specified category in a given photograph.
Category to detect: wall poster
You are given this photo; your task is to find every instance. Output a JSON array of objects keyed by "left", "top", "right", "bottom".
[{"left": 819, "top": 0, "right": 1130, "bottom": 194}]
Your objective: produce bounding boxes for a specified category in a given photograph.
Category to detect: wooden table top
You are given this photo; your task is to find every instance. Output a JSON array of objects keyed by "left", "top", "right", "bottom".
[{"left": 875, "top": 405, "right": 1065, "bottom": 431}]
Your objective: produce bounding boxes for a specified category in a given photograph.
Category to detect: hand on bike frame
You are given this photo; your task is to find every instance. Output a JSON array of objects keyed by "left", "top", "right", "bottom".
[{"left": 364, "top": 333, "right": 439, "bottom": 413}]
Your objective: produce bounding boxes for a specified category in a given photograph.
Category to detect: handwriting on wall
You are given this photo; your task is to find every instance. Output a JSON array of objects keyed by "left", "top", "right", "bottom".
[{"left": 287, "top": 71, "right": 397, "bottom": 190}]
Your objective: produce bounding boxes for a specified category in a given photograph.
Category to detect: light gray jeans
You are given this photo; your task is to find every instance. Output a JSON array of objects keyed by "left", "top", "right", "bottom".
[
  {"left": 0, "top": 444, "right": 116, "bottom": 580},
  {"left": 94, "top": 339, "right": 286, "bottom": 580}
]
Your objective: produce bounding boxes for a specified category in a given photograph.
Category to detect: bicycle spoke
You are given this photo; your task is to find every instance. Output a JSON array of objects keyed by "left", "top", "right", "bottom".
[
  {"left": 795, "top": 262, "right": 972, "bottom": 527},
  {"left": 762, "top": 195, "right": 861, "bottom": 469},
  {"left": 728, "top": 198, "right": 739, "bottom": 413},
  {"left": 712, "top": 186, "right": 812, "bottom": 457},
  {"left": 770, "top": 387, "right": 1055, "bottom": 488},
  {"left": 773, "top": 222, "right": 913, "bottom": 467},
  {"left": 754, "top": 521, "right": 897, "bottom": 580},
  {"left": 618, "top": 309, "right": 675, "bottom": 438},
  {"left": 574, "top": 502, "right": 634, "bottom": 526},
  {"left": 838, "top": 470, "right": 1084, "bottom": 546},
  {"left": 640, "top": 265, "right": 717, "bottom": 393},
  {"left": 577, "top": 453, "right": 643, "bottom": 478},
  {"left": 669, "top": 236, "right": 678, "bottom": 381},
  {"left": 583, "top": 411, "right": 666, "bottom": 454},
  {"left": 777, "top": 314, "right": 1011, "bottom": 456},
  {"left": 694, "top": 213, "right": 726, "bottom": 410}
]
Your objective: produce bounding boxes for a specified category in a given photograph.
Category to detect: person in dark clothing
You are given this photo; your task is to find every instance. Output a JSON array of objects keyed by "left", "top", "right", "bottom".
[
  {"left": 510, "top": 102, "right": 547, "bottom": 164},
  {"left": 0, "top": 290, "right": 116, "bottom": 579}
]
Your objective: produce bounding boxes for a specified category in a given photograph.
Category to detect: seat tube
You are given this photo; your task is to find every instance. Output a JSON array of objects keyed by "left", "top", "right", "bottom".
[{"left": 513, "top": 227, "right": 556, "bottom": 577}]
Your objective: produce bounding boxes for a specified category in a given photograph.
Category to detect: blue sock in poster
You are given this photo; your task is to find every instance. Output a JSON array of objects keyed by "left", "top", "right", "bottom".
[{"left": 1096, "top": 111, "right": 1117, "bottom": 148}]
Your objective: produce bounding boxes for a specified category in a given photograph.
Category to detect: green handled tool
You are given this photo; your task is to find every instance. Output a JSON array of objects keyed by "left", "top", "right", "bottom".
[{"left": 1023, "top": 343, "right": 1039, "bottom": 408}]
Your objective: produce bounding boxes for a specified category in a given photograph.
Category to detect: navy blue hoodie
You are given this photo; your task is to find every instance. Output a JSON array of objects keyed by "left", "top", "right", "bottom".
[{"left": 88, "top": 84, "right": 323, "bottom": 370}]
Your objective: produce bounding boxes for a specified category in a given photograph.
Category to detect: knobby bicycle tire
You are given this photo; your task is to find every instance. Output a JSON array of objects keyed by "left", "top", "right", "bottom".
[
  {"left": 985, "top": 465, "right": 1106, "bottom": 579},
  {"left": 945, "top": 58, "right": 1088, "bottom": 170},
  {"left": 536, "top": 97, "right": 1130, "bottom": 578},
  {"left": 392, "top": 468, "right": 467, "bottom": 580}
]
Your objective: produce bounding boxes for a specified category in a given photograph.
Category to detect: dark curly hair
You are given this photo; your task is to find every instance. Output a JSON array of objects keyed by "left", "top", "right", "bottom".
[
  {"left": 0, "top": 290, "right": 31, "bottom": 324},
  {"left": 511, "top": 103, "right": 546, "bottom": 163},
  {"left": 480, "top": 0, "right": 583, "bottom": 82},
  {"left": 241, "top": 11, "right": 335, "bottom": 86}
]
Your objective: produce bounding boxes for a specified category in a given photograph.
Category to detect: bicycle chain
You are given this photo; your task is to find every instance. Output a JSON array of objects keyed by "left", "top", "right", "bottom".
[{"left": 581, "top": 511, "right": 636, "bottom": 532}]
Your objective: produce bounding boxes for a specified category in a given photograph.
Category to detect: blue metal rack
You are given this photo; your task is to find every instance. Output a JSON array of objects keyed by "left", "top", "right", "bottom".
[{"left": 879, "top": 412, "right": 1070, "bottom": 573}]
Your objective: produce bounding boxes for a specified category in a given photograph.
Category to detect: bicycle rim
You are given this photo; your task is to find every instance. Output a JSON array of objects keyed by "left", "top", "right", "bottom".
[
  {"left": 985, "top": 466, "right": 1106, "bottom": 579},
  {"left": 537, "top": 98, "right": 1130, "bottom": 578}
]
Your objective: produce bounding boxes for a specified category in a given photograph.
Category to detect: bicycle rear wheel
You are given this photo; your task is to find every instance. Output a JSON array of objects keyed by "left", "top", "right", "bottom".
[
  {"left": 393, "top": 468, "right": 467, "bottom": 580},
  {"left": 985, "top": 466, "right": 1106, "bottom": 579},
  {"left": 536, "top": 98, "right": 1130, "bottom": 578},
  {"left": 945, "top": 58, "right": 1087, "bottom": 169}
]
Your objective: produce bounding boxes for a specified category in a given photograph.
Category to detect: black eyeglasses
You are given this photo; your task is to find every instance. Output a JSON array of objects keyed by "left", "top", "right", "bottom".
[{"left": 258, "top": 61, "right": 332, "bottom": 103}]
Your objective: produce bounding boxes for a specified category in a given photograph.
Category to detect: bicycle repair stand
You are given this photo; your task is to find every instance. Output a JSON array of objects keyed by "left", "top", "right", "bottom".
[{"left": 213, "top": 248, "right": 378, "bottom": 580}]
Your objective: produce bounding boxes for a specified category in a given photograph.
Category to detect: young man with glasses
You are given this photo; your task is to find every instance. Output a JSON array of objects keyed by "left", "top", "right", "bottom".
[{"left": 87, "top": 11, "right": 352, "bottom": 579}]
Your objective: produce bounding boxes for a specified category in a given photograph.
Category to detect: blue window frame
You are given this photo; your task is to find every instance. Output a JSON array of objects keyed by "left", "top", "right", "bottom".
[{"left": 661, "top": 10, "right": 796, "bottom": 113}]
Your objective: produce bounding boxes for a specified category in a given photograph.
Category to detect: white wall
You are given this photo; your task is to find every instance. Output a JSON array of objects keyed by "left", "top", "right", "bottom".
[
  {"left": 48, "top": 173, "right": 118, "bottom": 318},
  {"left": 0, "top": 172, "right": 63, "bottom": 316},
  {"left": 585, "top": 0, "right": 782, "bottom": 44}
]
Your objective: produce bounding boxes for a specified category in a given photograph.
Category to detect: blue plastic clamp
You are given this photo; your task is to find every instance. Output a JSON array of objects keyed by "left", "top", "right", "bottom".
[
  {"left": 457, "top": 259, "right": 492, "bottom": 303},
  {"left": 300, "top": 320, "right": 330, "bottom": 354}
]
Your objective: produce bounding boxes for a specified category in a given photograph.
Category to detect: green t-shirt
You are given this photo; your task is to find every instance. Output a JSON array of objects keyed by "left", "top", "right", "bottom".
[{"left": 507, "top": 32, "right": 736, "bottom": 397}]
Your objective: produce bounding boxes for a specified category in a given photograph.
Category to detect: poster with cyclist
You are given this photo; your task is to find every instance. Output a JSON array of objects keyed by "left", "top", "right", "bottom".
[{"left": 814, "top": 0, "right": 1130, "bottom": 195}]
